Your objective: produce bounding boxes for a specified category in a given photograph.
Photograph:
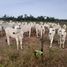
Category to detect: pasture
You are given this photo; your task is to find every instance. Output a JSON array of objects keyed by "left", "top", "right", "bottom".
[{"left": 0, "top": 21, "right": 67, "bottom": 67}]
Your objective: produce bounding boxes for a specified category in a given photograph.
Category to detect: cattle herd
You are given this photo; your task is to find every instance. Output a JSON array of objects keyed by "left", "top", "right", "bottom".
[{"left": 0, "top": 20, "right": 67, "bottom": 50}]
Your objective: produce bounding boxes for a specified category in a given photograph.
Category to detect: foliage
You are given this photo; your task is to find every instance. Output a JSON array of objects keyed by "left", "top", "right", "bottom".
[
  {"left": 34, "top": 50, "right": 43, "bottom": 58},
  {"left": 0, "top": 14, "right": 67, "bottom": 22}
]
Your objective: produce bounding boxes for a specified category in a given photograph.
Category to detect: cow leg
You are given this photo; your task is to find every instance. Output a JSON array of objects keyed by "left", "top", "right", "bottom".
[
  {"left": 62, "top": 43, "right": 64, "bottom": 48},
  {"left": 36, "top": 29, "right": 39, "bottom": 37},
  {"left": 29, "top": 30, "right": 31, "bottom": 38},
  {"left": 7, "top": 36, "right": 10, "bottom": 46},
  {"left": 59, "top": 38, "right": 61, "bottom": 48},
  {"left": 19, "top": 38, "right": 23, "bottom": 49},
  {"left": 50, "top": 38, "right": 53, "bottom": 48},
  {"left": 58, "top": 39, "right": 60, "bottom": 45},
  {"left": 16, "top": 38, "right": 19, "bottom": 50},
  {"left": 62, "top": 40, "right": 65, "bottom": 48},
  {"left": 40, "top": 30, "right": 42, "bottom": 38}
]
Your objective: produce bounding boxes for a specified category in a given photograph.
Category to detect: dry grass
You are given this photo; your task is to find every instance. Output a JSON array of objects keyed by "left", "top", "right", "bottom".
[{"left": 0, "top": 29, "right": 67, "bottom": 67}]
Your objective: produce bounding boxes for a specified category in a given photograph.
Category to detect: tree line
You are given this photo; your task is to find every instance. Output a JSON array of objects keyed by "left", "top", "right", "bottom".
[{"left": 0, "top": 14, "right": 67, "bottom": 22}]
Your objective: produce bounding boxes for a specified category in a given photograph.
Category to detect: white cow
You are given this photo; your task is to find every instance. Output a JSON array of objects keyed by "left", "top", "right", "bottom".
[
  {"left": 63, "top": 24, "right": 66, "bottom": 30},
  {"left": 58, "top": 27, "right": 66, "bottom": 48},
  {"left": 44, "top": 23, "right": 50, "bottom": 29},
  {"left": 5, "top": 26, "right": 23, "bottom": 50},
  {"left": 48, "top": 27, "right": 56, "bottom": 48},
  {"left": 21, "top": 23, "right": 32, "bottom": 38},
  {"left": 35, "top": 24, "right": 45, "bottom": 38}
]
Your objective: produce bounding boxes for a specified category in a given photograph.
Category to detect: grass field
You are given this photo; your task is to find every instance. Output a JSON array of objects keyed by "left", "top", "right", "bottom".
[{"left": 0, "top": 29, "right": 67, "bottom": 67}]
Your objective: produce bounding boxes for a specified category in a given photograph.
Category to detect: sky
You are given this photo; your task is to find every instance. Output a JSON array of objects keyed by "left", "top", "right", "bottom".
[{"left": 0, "top": 0, "right": 67, "bottom": 19}]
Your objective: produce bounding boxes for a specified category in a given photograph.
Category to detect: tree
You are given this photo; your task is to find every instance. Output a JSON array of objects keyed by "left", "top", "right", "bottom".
[
  {"left": 37, "top": 16, "right": 44, "bottom": 21},
  {"left": 17, "top": 15, "right": 23, "bottom": 21}
]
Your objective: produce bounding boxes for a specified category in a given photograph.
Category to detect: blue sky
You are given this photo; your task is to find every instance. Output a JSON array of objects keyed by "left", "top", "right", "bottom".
[{"left": 0, "top": 0, "right": 67, "bottom": 19}]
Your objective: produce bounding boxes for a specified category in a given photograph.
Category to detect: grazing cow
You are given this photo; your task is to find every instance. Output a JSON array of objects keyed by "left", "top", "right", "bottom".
[
  {"left": 5, "top": 26, "right": 23, "bottom": 50},
  {"left": 58, "top": 28, "right": 66, "bottom": 48},
  {"left": 48, "top": 27, "right": 56, "bottom": 48}
]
